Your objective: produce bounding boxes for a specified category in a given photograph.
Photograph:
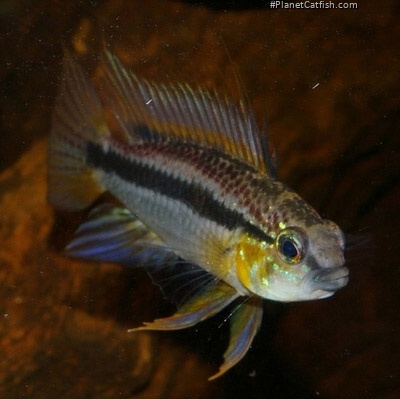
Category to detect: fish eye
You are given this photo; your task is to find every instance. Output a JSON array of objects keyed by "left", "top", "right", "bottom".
[{"left": 277, "top": 230, "right": 306, "bottom": 264}]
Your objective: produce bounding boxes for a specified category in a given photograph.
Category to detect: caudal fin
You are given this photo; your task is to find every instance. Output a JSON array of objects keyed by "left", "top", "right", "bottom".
[{"left": 48, "top": 53, "right": 109, "bottom": 210}]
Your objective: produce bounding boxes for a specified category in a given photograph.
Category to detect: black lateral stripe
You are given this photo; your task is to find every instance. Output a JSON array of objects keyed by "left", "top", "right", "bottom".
[{"left": 87, "top": 142, "right": 273, "bottom": 244}]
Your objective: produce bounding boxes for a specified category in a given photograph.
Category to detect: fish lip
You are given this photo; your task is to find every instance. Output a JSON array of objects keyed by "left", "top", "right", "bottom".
[{"left": 310, "top": 267, "right": 349, "bottom": 292}]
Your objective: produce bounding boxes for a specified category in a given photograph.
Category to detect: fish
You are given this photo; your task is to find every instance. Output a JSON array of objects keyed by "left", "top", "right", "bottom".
[{"left": 48, "top": 49, "right": 349, "bottom": 380}]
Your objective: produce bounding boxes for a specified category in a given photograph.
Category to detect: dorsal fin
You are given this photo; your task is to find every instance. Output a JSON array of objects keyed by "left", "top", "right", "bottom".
[{"left": 100, "top": 49, "right": 273, "bottom": 175}]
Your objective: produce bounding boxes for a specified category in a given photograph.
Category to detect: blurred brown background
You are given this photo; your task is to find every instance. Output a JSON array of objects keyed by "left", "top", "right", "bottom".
[{"left": 0, "top": 0, "right": 399, "bottom": 398}]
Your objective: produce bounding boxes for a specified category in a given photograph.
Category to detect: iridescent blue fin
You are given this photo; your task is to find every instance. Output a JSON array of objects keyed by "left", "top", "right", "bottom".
[
  {"left": 130, "top": 281, "right": 239, "bottom": 331},
  {"left": 101, "top": 49, "right": 273, "bottom": 175},
  {"left": 65, "top": 204, "right": 219, "bottom": 305},
  {"left": 209, "top": 296, "right": 263, "bottom": 380},
  {"left": 65, "top": 203, "right": 175, "bottom": 266}
]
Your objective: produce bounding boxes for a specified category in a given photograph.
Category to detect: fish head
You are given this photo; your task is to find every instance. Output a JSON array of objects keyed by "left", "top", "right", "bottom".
[{"left": 235, "top": 219, "right": 348, "bottom": 302}]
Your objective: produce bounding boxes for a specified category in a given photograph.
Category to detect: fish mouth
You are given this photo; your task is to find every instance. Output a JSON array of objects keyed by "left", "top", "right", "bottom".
[
  {"left": 309, "top": 267, "right": 349, "bottom": 297},
  {"left": 313, "top": 267, "right": 349, "bottom": 290}
]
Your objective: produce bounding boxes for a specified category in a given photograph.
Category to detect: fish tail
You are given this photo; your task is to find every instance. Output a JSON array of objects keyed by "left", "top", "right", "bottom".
[{"left": 48, "top": 53, "right": 109, "bottom": 210}]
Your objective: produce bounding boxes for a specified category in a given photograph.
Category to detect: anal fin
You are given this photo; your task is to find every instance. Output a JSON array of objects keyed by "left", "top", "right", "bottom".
[{"left": 65, "top": 203, "right": 175, "bottom": 266}]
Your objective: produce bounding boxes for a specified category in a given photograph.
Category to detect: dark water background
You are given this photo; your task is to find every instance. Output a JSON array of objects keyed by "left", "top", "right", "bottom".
[{"left": 0, "top": 1, "right": 399, "bottom": 398}]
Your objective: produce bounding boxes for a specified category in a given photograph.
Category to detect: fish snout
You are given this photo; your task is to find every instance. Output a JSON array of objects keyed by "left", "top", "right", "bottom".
[{"left": 311, "top": 266, "right": 349, "bottom": 292}]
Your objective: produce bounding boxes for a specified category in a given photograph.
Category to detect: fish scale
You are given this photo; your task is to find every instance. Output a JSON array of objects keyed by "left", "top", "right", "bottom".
[{"left": 91, "top": 138, "right": 286, "bottom": 242}]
